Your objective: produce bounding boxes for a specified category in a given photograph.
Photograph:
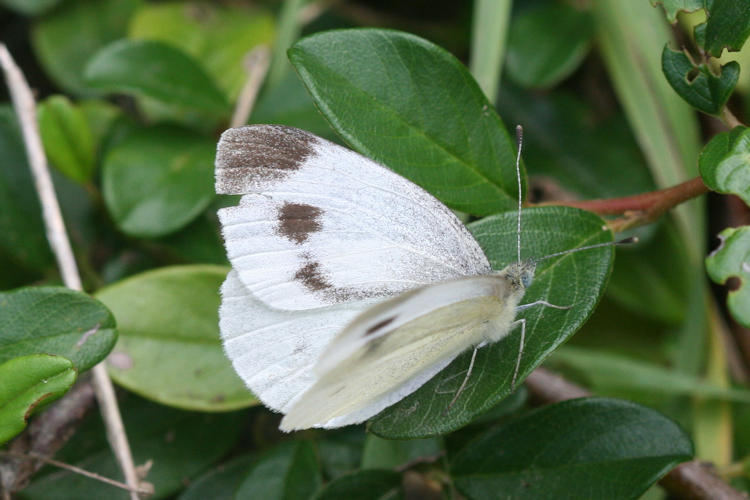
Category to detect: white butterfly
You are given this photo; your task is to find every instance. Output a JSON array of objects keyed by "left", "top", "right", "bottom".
[{"left": 216, "top": 125, "right": 616, "bottom": 432}]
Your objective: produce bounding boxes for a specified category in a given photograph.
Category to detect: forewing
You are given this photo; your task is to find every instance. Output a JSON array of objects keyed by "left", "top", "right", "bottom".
[
  {"left": 280, "top": 276, "right": 518, "bottom": 431},
  {"left": 219, "top": 270, "right": 372, "bottom": 412},
  {"left": 216, "top": 125, "right": 491, "bottom": 311}
]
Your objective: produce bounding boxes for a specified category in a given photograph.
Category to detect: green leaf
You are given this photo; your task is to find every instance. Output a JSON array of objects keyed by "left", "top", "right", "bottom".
[
  {"left": 451, "top": 398, "right": 693, "bottom": 499},
  {"left": 705, "top": 0, "right": 750, "bottom": 56},
  {"left": 31, "top": 0, "right": 141, "bottom": 95},
  {"left": 506, "top": 4, "right": 593, "bottom": 89},
  {"left": 551, "top": 346, "right": 750, "bottom": 402},
  {"left": 0, "top": 287, "right": 117, "bottom": 372},
  {"left": 361, "top": 435, "right": 442, "bottom": 470},
  {"left": 0, "top": 0, "right": 61, "bottom": 15},
  {"left": 78, "top": 99, "right": 122, "bottom": 157},
  {"left": 651, "top": 0, "right": 706, "bottom": 22},
  {"left": 101, "top": 124, "right": 216, "bottom": 238},
  {"left": 84, "top": 39, "right": 228, "bottom": 113},
  {"left": 178, "top": 454, "right": 256, "bottom": 500},
  {"left": 235, "top": 441, "right": 322, "bottom": 500},
  {"left": 0, "top": 354, "right": 76, "bottom": 445},
  {"left": 37, "top": 95, "right": 96, "bottom": 183},
  {"left": 313, "top": 470, "right": 401, "bottom": 500},
  {"left": 317, "top": 428, "right": 366, "bottom": 480},
  {"left": 95, "top": 265, "right": 254, "bottom": 411},
  {"left": 662, "top": 45, "right": 739, "bottom": 115},
  {"left": 469, "top": 0, "right": 511, "bottom": 103},
  {"left": 699, "top": 126, "right": 750, "bottom": 206},
  {"left": 22, "top": 395, "right": 245, "bottom": 499},
  {"left": 705, "top": 226, "right": 750, "bottom": 327},
  {"left": 369, "top": 207, "right": 614, "bottom": 438},
  {"left": 289, "top": 28, "right": 520, "bottom": 216},
  {"left": 128, "top": 2, "right": 274, "bottom": 101},
  {"left": 0, "top": 107, "right": 53, "bottom": 278}
]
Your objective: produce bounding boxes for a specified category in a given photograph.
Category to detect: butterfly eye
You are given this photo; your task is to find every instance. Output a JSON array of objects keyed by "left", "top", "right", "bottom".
[{"left": 521, "top": 272, "right": 534, "bottom": 289}]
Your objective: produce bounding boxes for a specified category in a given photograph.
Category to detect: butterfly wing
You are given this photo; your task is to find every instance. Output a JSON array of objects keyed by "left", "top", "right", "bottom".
[
  {"left": 216, "top": 125, "right": 491, "bottom": 311},
  {"left": 279, "top": 275, "right": 522, "bottom": 431},
  {"left": 220, "top": 270, "right": 374, "bottom": 412}
]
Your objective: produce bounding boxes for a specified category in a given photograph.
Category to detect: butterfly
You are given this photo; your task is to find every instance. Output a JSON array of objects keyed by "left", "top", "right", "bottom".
[{"left": 215, "top": 125, "right": 619, "bottom": 431}]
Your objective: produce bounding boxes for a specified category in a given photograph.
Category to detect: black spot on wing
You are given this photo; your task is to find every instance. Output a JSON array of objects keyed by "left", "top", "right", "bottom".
[
  {"left": 277, "top": 202, "right": 323, "bottom": 244},
  {"left": 365, "top": 317, "right": 396, "bottom": 336},
  {"left": 215, "top": 125, "right": 316, "bottom": 194},
  {"left": 294, "top": 261, "right": 332, "bottom": 292}
]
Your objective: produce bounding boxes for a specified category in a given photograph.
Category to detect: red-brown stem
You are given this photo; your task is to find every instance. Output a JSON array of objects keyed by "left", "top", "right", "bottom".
[{"left": 537, "top": 176, "right": 709, "bottom": 231}]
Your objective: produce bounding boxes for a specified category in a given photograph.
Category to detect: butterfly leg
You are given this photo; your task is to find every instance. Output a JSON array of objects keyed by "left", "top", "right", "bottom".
[
  {"left": 510, "top": 318, "right": 526, "bottom": 391},
  {"left": 516, "top": 300, "right": 572, "bottom": 312},
  {"left": 444, "top": 345, "right": 480, "bottom": 414}
]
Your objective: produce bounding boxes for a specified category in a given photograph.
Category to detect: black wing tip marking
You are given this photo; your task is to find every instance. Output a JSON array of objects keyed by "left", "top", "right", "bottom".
[{"left": 215, "top": 125, "right": 318, "bottom": 194}]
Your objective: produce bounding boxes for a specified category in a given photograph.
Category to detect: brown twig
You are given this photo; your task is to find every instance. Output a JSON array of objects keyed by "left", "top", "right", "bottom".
[
  {"left": 0, "top": 452, "right": 153, "bottom": 497},
  {"left": 538, "top": 176, "right": 709, "bottom": 232},
  {"left": 229, "top": 45, "right": 271, "bottom": 128},
  {"left": 0, "top": 44, "right": 143, "bottom": 499},
  {"left": 525, "top": 368, "right": 746, "bottom": 500},
  {"left": 0, "top": 381, "right": 95, "bottom": 493}
]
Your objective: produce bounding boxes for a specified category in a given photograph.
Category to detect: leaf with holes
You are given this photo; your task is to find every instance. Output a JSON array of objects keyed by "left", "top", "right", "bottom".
[
  {"left": 705, "top": 0, "right": 750, "bottom": 56},
  {"left": 369, "top": 207, "right": 614, "bottom": 438},
  {"left": 0, "top": 354, "right": 76, "bottom": 445},
  {"left": 651, "top": 0, "right": 705, "bottom": 22},
  {"left": 706, "top": 226, "right": 750, "bottom": 327},
  {"left": 662, "top": 45, "right": 739, "bottom": 115}
]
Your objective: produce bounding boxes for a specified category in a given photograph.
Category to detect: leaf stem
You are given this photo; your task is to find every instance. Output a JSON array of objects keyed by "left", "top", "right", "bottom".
[
  {"left": 537, "top": 176, "right": 709, "bottom": 232},
  {"left": 721, "top": 106, "right": 743, "bottom": 129},
  {"left": 0, "top": 44, "right": 143, "bottom": 500}
]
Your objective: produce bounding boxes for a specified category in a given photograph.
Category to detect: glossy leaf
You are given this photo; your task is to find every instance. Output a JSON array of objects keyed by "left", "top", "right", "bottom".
[
  {"left": 0, "top": 107, "right": 53, "bottom": 279},
  {"left": 0, "top": 0, "right": 60, "bottom": 14},
  {"left": 235, "top": 441, "right": 322, "bottom": 500},
  {"left": 0, "top": 287, "right": 117, "bottom": 372},
  {"left": 313, "top": 470, "right": 401, "bottom": 500},
  {"left": 651, "top": 0, "right": 706, "bottom": 22},
  {"left": 506, "top": 4, "right": 593, "bottom": 89},
  {"left": 31, "top": 0, "right": 140, "bottom": 94},
  {"left": 22, "top": 395, "right": 244, "bottom": 499},
  {"left": 178, "top": 454, "right": 256, "bottom": 500},
  {"left": 662, "top": 45, "right": 739, "bottom": 115},
  {"left": 451, "top": 398, "right": 693, "bottom": 499},
  {"left": 289, "top": 28, "right": 520, "bottom": 216},
  {"left": 37, "top": 95, "right": 96, "bottom": 183},
  {"left": 95, "top": 265, "right": 254, "bottom": 411},
  {"left": 705, "top": 226, "right": 750, "bottom": 327},
  {"left": 101, "top": 125, "right": 215, "bottom": 237},
  {"left": 552, "top": 346, "right": 750, "bottom": 401},
  {"left": 0, "top": 354, "right": 76, "bottom": 445},
  {"left": 84, "top": 39, "right": 228, "bottom": 113},
  {"left": 699, "top": 126, "right": 750, "bottom": 206},
  {"left": 129, "top": 2, "right": 274, "bottom": 101},
  {"left": 705, "top": 0, "right": 750, "bottom": 56},
  {"left": 369, "top": 207, "right": 614, "bottom": 438}
]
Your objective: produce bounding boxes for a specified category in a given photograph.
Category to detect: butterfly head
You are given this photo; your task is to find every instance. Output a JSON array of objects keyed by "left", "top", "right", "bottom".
[{"left": 501, "top": 259, "right": 537, "bottom": 291}]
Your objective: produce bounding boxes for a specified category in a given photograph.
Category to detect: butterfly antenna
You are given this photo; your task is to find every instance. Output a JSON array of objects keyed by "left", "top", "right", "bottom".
[
  {"left": 536, "top": 236, "right": 639, "bottom": 262},
  {"left": 515, "top": 125, "right": 523, "bottom": 265}
]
